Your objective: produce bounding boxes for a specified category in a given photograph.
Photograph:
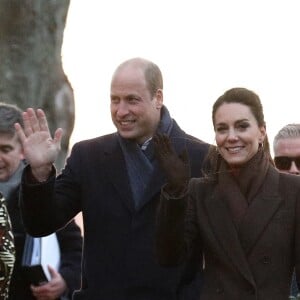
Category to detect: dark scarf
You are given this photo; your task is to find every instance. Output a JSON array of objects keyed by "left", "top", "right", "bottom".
[
  {"left": 218, "top": 149, "right": 270, "bottom": 228},
  {"left": 118, "top": 106, "right": 173, "bottom": 209}
]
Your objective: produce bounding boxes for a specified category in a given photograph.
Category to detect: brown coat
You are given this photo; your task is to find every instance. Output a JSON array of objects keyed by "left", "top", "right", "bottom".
[{"left": 156, "top": 166, "right": 300, "bottom": 300}]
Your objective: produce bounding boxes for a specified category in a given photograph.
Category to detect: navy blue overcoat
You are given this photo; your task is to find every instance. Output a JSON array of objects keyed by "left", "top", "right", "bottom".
[{"left": 20, "top": 120, "right": 209, "bottom": 300}]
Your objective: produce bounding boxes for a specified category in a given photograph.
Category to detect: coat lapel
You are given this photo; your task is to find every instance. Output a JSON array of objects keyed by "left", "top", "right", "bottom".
[
  {"left": 102, "top": 137, "right": 166, "bottom": 212},
  {"left": 238, "top": 167, "right": 282, "bottom": 255},
  {"left": 103, "top": 139, "right": 136, "bottom": 212},
  {"left": 135, "top": 164, "right": 165, "bottom": 210},
  {"left": 205, "top": 185, "right": 255, "bottom": 286}
]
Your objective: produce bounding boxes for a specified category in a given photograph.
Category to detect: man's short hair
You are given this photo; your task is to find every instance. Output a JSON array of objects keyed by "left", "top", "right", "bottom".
[
  {"left": 273, "top": 123, "right": 300, "bottom": 151},
  {"left": 0, "top": 102, "right": 24, "bottom": 136}
]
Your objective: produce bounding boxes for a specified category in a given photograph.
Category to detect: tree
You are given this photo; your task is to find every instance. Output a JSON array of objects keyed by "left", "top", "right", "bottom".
[{"left": 0, "top": 0, "right": 74, "bottom": 170}]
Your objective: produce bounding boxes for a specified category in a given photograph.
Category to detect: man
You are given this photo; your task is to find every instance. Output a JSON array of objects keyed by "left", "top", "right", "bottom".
[
  {"left": 273, "top": 124, "right": 300, "bottom": 175},
  {"left": 16, "top": 57, "right": 209, "bottom": 300},
  {"left": 273, "top": 123, "right": 300, "bottom": 297},
  {"left": 0, "top": 103, "right": 82, "bottom": 300}
]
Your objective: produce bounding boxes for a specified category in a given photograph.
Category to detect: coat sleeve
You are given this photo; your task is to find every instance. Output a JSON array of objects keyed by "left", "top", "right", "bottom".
[
  {"left": 155, "top": 181, "right": 201, "bottom": 268},
  {"left": 155, "top": 187, "right": 187, "bottom": 267},
  {"left": 20, "top": 148, "right": 82, "bottom": 236},
  {"left": 56, "top": 219, "right": 83, "bottom": 298}
]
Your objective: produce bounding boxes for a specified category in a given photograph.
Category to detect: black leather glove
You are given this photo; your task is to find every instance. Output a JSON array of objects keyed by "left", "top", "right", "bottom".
[{"left": 153, "top": 133, "right": 190, "bottom": 195}]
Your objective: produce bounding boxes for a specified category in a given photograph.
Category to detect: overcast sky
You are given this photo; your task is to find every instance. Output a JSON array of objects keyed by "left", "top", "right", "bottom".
[{"left": 62, "top": 0, "right": 300, "bottom": 156}]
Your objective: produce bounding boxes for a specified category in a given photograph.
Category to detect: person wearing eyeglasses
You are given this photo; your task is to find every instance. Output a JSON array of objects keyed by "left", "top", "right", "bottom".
[
  {"left": 273, "top": 124, "right": 300, "bottom": 175},
  {"left": 273, "top": 123, "right": 300, "bottom": 297}
]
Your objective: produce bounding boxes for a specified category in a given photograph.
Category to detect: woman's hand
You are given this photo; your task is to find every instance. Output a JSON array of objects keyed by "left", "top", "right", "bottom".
[{"left": 153, "top": 133, "right": 190, "bottom": 194}]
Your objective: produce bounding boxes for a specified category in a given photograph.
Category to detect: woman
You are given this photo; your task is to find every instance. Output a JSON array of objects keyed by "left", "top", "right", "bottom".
[
  {"left": 0, "top": 192, "right": 15, "bottom": 300},
  {"left": 154, "top": 87, "right": 300, "bottom": 299}
]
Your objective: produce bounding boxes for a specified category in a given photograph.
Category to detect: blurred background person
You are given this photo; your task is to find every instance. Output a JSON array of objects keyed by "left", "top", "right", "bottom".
[
  {"left": 273, "top": 124, "right": 300, "bottom": 175},
  {"left": 273, "top": 123, "right": 300, "bottom": 297},
  {"left": 0, "top": 102, "right": 82, "bottom": 300}
]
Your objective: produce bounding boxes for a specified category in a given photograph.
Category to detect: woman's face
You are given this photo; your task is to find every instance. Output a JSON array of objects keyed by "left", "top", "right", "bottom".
[{"left": 214, "top": 102, "right": 266, "bottom": 168}]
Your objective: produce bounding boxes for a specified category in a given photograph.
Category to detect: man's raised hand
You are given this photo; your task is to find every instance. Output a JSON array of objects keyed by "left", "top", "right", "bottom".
[{"left": 14, "top": 108, "right": 63, "bottom": 181}]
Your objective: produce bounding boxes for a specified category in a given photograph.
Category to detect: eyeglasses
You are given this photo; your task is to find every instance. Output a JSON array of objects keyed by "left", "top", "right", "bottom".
[{"left": 274, "top": 156, "right": 300, "bottom": 170}]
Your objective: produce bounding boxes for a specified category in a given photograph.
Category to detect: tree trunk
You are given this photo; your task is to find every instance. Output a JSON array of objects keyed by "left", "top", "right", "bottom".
[{"left": 0, "top": 0, "right": 74, "bottom": 170}]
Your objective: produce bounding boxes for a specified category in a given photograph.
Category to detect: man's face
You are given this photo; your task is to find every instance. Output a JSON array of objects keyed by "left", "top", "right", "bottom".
[
  {"left": 110, "top": 65, "right": 163, "bottom": 144},
  {"left": 274, "top": 137, "right": 300, "bottom": 175},
  {"left": 0, "top": 133, "right": 24, "bottom": 181}
]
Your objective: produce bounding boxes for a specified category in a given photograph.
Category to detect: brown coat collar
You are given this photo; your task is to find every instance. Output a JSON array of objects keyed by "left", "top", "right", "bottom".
[{"left": 204, "top": 166, "right": 282, "bottom": 285}]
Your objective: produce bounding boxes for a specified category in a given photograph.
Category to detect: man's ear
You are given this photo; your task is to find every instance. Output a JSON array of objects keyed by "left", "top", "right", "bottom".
[{"left": 155, "top": 89, "right": 163, "bottom": 109}]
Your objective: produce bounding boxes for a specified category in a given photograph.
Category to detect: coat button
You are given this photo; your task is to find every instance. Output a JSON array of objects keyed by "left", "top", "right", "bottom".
[{"left": 262, "top": 255, "right": 271, "bottom": 264}]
